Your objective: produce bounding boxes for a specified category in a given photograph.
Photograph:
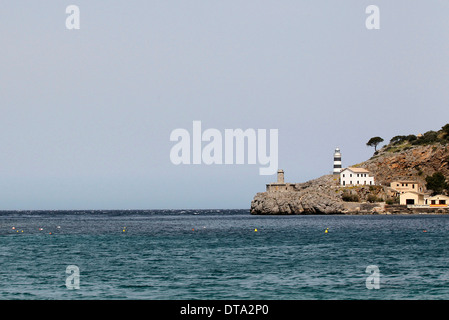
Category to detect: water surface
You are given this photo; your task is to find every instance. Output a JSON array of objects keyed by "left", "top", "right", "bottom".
[{"left": 1, "top": 210, "right": 448, "bottom": 299}]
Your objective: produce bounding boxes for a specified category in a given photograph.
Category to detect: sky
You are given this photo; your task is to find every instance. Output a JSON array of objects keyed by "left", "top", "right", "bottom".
[{"left": 0, "top": 1, "right": 448, "bottom": 210}]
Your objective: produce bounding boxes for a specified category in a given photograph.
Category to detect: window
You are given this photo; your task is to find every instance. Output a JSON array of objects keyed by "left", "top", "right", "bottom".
[
  {"left": 440, "top": 200, "right": 446, "bottom": 205},
  {"left": 343, "top": 174, "right": 345, "bottom": 177},
  {"left": 350, "top": 174, "right": 352, "bottom": 177}
]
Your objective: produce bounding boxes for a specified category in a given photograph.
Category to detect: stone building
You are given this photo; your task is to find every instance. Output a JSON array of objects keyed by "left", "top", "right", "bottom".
[
  {"left": 390, "top": 180, "right": 423, "bottom": 195},
  {"left": 400, "top": 193, "right": 449, "bottom": 207},
  {"left": 400, "top": 191, "right": 425, "bottom": 205},
  {"left": 426, "top": 195, "right": 449, "bottom": 206},
  {"left": 266, "top": 169, "right": 295, "bottom": 192}
]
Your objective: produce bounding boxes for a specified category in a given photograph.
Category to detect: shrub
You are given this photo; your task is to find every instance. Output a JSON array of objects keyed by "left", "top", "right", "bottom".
[
  {"left": 390, "top": 134, "right": 417, "bottom": 145},
  {"left": 442, "top": 124, "right": 449, "bottom": 140},
  {"left": 412, "top": 131, "right": 438, "bottom": 145},
  {"left": 342, "top": 192, "right": 359, "bottom": 202},
  {"left": 367, "top": 194, "right": 381, "bottom": 203},
  {"left": 425, "top": 172, "right": 449, "bottom": 195},
  {"left": 386, "top": 197, "right": 399, "bottom": 205}
]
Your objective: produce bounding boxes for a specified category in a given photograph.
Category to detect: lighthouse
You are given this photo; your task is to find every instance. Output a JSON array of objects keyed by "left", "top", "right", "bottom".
[{"left": 333, "top": 147, "right": 342, "bottom": 174}]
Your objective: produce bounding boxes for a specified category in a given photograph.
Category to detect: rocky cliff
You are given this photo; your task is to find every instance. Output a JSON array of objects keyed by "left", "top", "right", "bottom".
[
  {"left": 250, "top": 134, "right": 449, "bottom": 215},
  {"left": 251, "top": 175, "right": 343, "bottom": 215},
  {"left": 250, "top": 175, "right": 386, "bottom": 215},
  {"left": 358, "top": 144, "right": 449, "bottom": 187}
]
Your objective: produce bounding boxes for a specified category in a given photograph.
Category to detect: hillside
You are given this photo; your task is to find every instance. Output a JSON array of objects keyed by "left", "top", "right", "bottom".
[
  {"left": 250, "top": 124, "right": 449, "bottom": 215},
  {"left": 357, "top": 124, "right": 449, "bottom": 187}
]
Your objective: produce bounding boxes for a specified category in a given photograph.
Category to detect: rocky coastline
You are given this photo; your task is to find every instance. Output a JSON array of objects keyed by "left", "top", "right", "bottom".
[
  {"left": 250, "top": 142, "right": 449, "bottom": 215},
  {"left": 250, "top": 175, "right": 389, "bottom": 215}
]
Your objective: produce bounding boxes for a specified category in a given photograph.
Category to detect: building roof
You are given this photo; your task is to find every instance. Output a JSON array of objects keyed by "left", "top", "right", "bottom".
[
  {"left": 427, "top": 194, "right": 449, "bottom": 200},
  {"left": 341, "top": 167, "right": 370, "bottom": 174},
  {"left": 391, "top": 180, "right": 420, "bottom": 184},
  {"left": 400, "top": 191, "right": 425, "bottom": 196}
]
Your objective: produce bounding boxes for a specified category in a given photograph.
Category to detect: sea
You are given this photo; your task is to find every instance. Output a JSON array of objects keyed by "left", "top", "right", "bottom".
[{"left": 1, "top": 210, "right": 449, "bottom": 300}]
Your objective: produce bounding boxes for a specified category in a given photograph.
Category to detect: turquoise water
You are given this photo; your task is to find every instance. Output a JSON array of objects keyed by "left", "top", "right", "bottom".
[{"left": 1, "top": 210, "right": 449, "bottom": 300}]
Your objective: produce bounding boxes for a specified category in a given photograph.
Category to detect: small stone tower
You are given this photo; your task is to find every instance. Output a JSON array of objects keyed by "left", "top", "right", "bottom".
[
  {"left": 277, "top": 169, "right": 284, "bottom": 184},
  {"left": 333, "top": 147, "right": 342, "bottom": 174},
  {"left": 266, "top": 169, "right": 293, "bottom": 192}
]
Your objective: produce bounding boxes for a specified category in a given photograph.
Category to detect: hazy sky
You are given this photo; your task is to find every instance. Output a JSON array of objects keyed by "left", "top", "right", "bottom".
[{"left": 1, "top": 1, "right": 448, "bottom": 209}]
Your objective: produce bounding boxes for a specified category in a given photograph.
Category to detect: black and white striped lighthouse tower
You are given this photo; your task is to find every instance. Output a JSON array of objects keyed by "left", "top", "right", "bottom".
[{"left": 333, "top": 147, "right": 342, "bottom": 174}]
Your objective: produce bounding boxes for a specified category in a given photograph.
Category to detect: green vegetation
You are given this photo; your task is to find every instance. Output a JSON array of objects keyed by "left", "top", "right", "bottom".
[
  {"left": 389, "top": 134, "right": 417, "bottom": 145},
  {"left": 425, "top": 172, "right": 449, "bottom": 196},
  {"left": 367, "top": 194, "right": 382, "bottom": 203},
  {"left": 369, "top": 185, "right": 383, "bottom": 192},
  {"left": 412, "top": 131, "right": 439, "bottom": 145},
  {"left": 382, "top": 124, "right": 449, "bottom": 154},
  {"left": 385, "top": 197, "right": 399, "bottom": 205},
  {"left": 366, "top": 137, "right": 384, "bottom": 152},
  {"left": 410, "top": 124, "right": 449, "bottom": 146},
  {"left": 341, "top": 192, "right": 359, "bottom": 202},
  {"left": 441, "top": 124, "right": 449, "bottom": 140}
]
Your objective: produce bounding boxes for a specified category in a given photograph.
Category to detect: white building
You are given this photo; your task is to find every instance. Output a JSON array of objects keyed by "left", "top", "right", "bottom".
[{"left": 340, "top": 167, "right": 375, "bottom": 186}]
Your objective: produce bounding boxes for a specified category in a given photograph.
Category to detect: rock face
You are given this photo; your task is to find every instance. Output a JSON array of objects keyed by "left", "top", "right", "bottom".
[
  {"left": 250, "top": 143, "right": 449, "bottom": 215},
  {"left": 250, "top": 175, "right": 384, "bottom": 215},
  {"left": 250, "top": 191, "right": 344, "bottom": 215},
  {"left": 359, "top": 144, "right": 449, "bottom": 186}
]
